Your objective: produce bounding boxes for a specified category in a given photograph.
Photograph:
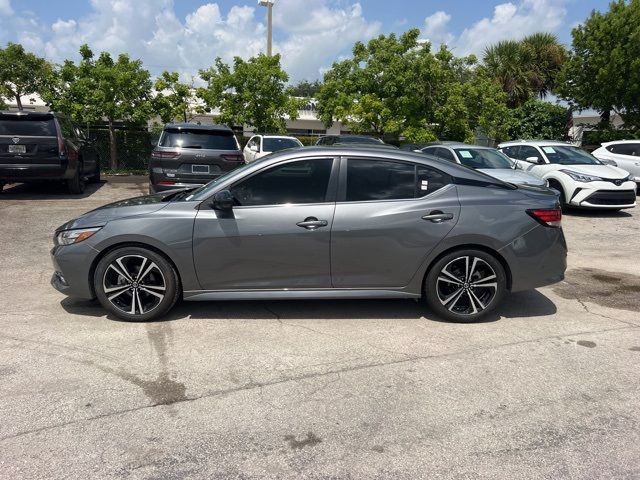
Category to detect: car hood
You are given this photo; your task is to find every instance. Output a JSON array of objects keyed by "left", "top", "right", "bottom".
[
  {"left": 55, "top": 190, "right": 180, "bottom": 231},
  {"left": 478, "top": 168, "right": 546, "bottom": 186},
  {"left": 558, "top": 164, "right": 629, "bottom": 178}
]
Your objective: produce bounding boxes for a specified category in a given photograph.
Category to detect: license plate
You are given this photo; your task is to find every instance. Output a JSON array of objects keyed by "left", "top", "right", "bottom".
[
  {"left": 192, "top": 165, "right": 209, "bottom": 174},
  {"left": 8, "top": 145, "right": 26, "bottom": 154}
]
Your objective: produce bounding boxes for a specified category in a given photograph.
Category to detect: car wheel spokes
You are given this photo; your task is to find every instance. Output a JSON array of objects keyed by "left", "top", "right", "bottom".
[
  {"left": 436, "top": 256, "right": 498, "bottom": 315},
  {"left": 103, "top": 255, "right": 166, "bottom": 315}
]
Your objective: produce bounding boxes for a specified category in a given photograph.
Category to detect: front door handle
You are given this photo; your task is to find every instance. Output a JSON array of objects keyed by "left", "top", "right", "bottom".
[
  {"left": 422, "top": 211, "right": 454, "bottom": 223},
  {"left": 296, "top": 217, "right": 328, "bottom": 230}
]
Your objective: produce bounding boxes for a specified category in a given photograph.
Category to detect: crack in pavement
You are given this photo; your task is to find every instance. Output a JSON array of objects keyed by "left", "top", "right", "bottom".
[
  {"left": 574, "top": 297, "right": 640, "bottom": 328},
  {"left": 1, "top": 322, "right": 637, "bottom": 443}
]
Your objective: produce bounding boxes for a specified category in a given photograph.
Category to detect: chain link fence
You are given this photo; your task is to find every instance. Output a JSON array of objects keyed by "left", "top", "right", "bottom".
[{"left": 91, "top": 127, "right": 154, "bottom": 171}]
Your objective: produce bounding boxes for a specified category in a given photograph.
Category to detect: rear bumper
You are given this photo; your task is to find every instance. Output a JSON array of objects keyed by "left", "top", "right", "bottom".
[
  {"left": 0, "top": 158, "right": 72, "bottom": 181},
  {"left": 500, "top": 224, "right": 567, "bottom": 292}
]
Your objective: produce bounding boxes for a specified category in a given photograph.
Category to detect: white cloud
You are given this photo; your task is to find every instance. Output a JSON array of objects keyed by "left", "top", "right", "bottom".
[
  {"left": 0, "top": 0, "right": 380, "bottom": 82},
  {"left": 422, "top": 11, "right": 454, "bottom": 46},
  {"left": 0, "top": 0, "right": 12, "bottom": 16},
  {"left": 422, "top": 0, "right": 568, "bottom": 56}
]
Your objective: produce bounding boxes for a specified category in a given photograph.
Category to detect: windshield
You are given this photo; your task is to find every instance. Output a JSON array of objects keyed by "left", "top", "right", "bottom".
[
  {"left": 160, "top": 129, "right": 238, "bottom": 150},
  {"left": 454, "top": 148, "right": 513, "bottom": 169},
  {"left": 262, "top": 137, "right": 302, "bottom": 152},
  {"left": 541, "top": 145, "right": 601, "bottom": 165}
]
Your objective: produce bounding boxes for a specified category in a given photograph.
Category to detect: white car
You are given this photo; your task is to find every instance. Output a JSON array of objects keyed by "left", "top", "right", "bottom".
[
  {"left": 243, "top": 135, "right": 303, "bottom": 163},
  {"left": 498, "top": 140, "right": 637, "bottom": 210},
  {"left": 591, "top": 140, "right": 640, "bottom": 189},
  {"left": 421, "top": 143, "right": 547, "bottom": 187}
]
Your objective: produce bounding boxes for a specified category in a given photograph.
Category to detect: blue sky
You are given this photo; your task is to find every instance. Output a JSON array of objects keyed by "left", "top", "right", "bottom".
[{"left": 0, "top": 0, "right": 610, "bottom": 82}]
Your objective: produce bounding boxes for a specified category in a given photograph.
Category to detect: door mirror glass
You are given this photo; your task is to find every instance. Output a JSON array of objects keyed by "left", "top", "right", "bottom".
[{"left": 212, "top": 190, "right": 234, "bottom": 210}]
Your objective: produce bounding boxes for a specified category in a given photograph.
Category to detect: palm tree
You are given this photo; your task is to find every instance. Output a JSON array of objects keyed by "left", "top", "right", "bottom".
[
  {"left": 520, "top": 33, "right": 568, "bottom": 98},
  {"left": 483, "top": 40, "right": 530, "bottom": 107}
]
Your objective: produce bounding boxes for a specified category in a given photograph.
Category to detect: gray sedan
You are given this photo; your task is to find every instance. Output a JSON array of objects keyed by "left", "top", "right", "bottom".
[{"left": 51, "top": 147, "right": 567, "bottom": 323}]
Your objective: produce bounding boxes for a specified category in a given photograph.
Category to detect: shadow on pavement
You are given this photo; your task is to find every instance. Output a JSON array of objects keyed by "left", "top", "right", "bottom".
[
  {"left": 60, "top": 289, "right": 556, "bottom": 324},
  {"left": 0, "top": 180, "right": 106, "bottom": 200},
  {"left": 563, "top": 208, "right": 633, "bottom": 218}
]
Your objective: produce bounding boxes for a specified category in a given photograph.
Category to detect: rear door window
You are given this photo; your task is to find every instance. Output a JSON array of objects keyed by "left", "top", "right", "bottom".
[
  {"left": 160, "top": 129, "right": 238, "bottom": 150},
  {"left": 436, "top": 148, "right": 456, "bottom": 162},
  {"left": 0, "top": 117, "right": 57, "bottom": 136},
  {"left": 608, "top": 143, "right": 640, "bottom": 156}
]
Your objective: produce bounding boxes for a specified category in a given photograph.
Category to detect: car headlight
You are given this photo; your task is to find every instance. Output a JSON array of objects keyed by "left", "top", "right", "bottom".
[
  {"left": 560, "top": 170, "right": 603, "bottom": 182},
  {"left": 56, "top": 227, "right": 101, "bottom": 246}
]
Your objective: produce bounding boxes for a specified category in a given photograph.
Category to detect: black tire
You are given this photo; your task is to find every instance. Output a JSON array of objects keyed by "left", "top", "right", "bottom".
[
  {"left": 67, "top": 163, "right": 86, "bottom": 194},
  {"left": 425, "top": 249, "right": 507, "bottom": 323},
  {"left": 94, "top": 246, "right": 181, "bottom": 321},
  {"left": 548, "top": 180, "right": 567, "bottom": 209},
  {"left": 0, "top": 182, "right": 4, "bottom": 194},
  {"left": 88, "top": 159, "right": 101, "bottom": 184}
]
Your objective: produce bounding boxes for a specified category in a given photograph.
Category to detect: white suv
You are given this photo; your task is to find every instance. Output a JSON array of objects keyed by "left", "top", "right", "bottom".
[
  {"left": 498, "top": 140, "right": 636, "bottom": 210},
  {"left": 591, "top": 140, "right": 640, "bottom": 189}
]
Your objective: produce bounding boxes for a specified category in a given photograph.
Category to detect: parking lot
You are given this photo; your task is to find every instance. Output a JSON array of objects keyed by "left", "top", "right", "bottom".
[{"left": 0, "top": 177, "right": 639, "bottom": 479}]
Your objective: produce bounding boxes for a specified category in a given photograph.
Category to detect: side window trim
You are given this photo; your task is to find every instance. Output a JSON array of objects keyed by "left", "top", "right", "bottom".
[{"left": 227, "top": 156, "right": 339, "bottom": 208}]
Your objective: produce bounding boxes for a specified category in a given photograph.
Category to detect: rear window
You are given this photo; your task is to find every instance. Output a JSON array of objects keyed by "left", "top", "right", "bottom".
[
  {"left": 160, "top": 129, "right": 238, "bottom": 150},
  {"left": 0, "top": 117, "right": 57, "bottom": 136},
  {"left": 263, "top": 137, "right": 301, "bottom": 152}
]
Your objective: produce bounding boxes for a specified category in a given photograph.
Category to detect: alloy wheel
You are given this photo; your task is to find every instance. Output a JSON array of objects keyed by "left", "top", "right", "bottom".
[
  {"left": 102, "top": 255, "right": 166, "bottom": 315},
  {"left": 436, "top": 256, "right": 498, "bottom": 316}
]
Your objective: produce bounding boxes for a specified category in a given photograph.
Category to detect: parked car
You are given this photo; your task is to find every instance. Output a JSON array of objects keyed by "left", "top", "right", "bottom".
[
  {"left": 149, "top": 123, "right": 243, "bottom": 193},
  {"left": 421, "top": 143, "right": 546, "bottom": 187},
  {"left": 0, "top": 110, "right": 100, "bottom": 194},
  {"left": 498, "top": 140, "right": 637, "bottom": 210},
  {"left": 315, "top": 135, "right": 384, "bottom": 146},
  {"left": 243, "top": 134, "right": 303, "bottom": 163},
  {"left": 591, "top": 140, "right": 640, "bottom": 190},
  {"left": 52, "top": 147, "right": 566, "bottom": 323},
  {"left": 400, "top": 143, "right": 439, "bottom": 151}
]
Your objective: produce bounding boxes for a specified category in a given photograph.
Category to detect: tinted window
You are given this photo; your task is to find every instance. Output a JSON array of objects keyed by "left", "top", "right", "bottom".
[
  {"left": 501, "top": 146, "right": 519, "bottom": 158},
  {"left": 0, "top": 117, "right": 57, "bottom": 136},
  {"left": 338, "top": 136, "right": 384, "bottom": 145},
  {"left": 262, "top": 137, "right": 302, "bottom": 152},
  {"left": 418, "top": 166, "right": 451, "bottom": 195},
  {"left": 231, "top": 159, "right": 333, "bottom": 206},
  {"left": 421, "top": 147, "right": 439, "bottom": 157},
  {"left": 453, "top": 148, "right": 513, "bottom": 169},
  {"left": 608, "top": 143, "right": 640, "bottom": 156},
  {"left": 346, "top": 160, "right": 415, "bottom": 201},
  {"left": 541, "top": 145, "right": 600, "bottom": 165},
  {"left": 436, "top": 148, "right": 456, "bottom": 162},
  {"left": 518, "top": 146, "right": 542, "bottom": 161},
  {"left": 160, "top": 129, "right": 238, "bottom": 150}
]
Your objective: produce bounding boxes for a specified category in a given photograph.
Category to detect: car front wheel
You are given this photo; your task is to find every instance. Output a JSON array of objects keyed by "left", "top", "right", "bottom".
[
  {"left": 425, "top": 249, "right": 506, "bottom": 322},
  {"left": 94, "top": 247, "right": 181, "bottom": 321}
]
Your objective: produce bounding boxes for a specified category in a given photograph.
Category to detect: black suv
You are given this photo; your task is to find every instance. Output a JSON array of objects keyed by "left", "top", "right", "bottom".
[
  {"left": 149, "top": 123, "right": 244, "bottom": 193},
  {"left": 0, "top": 111, "right": 100, "bottom": 194}
]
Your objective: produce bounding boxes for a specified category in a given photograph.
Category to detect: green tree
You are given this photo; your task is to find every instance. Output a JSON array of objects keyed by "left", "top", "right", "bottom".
[
  {"left": 508, "top": 99, "right": 569, "bottom": 140},
  {"left": 483, "top": 33, "right": 567, "bottom": 107},
  {"left": 152, "top": 71, "right": 196, "bottom": 123},
  {"left": 0, "top": 43, "right": 55, "bottom": 110},
  {"left": 198, "top": 54, "right": 302, "bottom": 133},
  {"left": 289, "top": 79, "right": 322, "bottom": 98},
  {"left": 560, "top": 0, "right": 640, "bottom": 128},
  {"left": 45, "top": 44, "right": 152, "bottom": 169}
]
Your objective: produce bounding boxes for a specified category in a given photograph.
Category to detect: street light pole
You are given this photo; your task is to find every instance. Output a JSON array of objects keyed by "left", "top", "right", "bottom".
[{"left": 258, "top": 0, "right": 274, "bottom": 56}]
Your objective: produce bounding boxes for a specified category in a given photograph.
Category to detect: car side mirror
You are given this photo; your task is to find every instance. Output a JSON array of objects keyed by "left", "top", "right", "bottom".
[
  {"left": 211, "top": 190, "right": 234, "bottom": 211},
  {"left": 526, "top": 156, "right": 542, "bottom": 164},
  {"left": 250, "top": 145, "right": 258, "bottom": 152}
]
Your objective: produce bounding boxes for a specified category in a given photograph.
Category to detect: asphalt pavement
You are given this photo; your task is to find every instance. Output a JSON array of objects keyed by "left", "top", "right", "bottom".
[{"left": 0, "top": 177, "right": 639, "bottom": 479}]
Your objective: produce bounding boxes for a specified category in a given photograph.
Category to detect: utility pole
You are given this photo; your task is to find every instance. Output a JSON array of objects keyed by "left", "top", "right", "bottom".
[{"left": 258, "top": 0, "right": 274, "bottom": 56}]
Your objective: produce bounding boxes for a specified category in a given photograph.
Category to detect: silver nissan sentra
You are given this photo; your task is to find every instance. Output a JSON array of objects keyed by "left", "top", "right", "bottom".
[{"left": 51, "top": 147, "right": 567, "bottom": 323}]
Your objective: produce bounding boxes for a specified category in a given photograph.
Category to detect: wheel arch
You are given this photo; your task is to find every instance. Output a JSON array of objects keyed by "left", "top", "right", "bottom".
[
  {"left": 422, "top": 243, "right": 513, "bottom": 294},
  {"left": 88, "top": 241, "right": 183, "bottom": 298}
]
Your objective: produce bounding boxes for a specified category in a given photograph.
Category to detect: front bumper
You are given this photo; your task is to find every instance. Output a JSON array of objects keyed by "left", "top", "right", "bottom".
[
  {"left": 50, "top": 243, "right": 100, "bottom": 299},
  {"left": 568, "top": 180, "right": 637, "bottom": 209}
]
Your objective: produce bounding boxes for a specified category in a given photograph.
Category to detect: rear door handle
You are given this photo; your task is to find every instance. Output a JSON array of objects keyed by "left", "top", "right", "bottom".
[
  {"left": 296, "top": 217, "right": 328, "bottom": 230},
  {"left": 422, "top": 211, "right": 454, "bottom": 223}
]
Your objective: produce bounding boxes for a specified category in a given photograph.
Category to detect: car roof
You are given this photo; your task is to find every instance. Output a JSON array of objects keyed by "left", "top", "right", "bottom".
[
  {"left": 164, "top": 123, "right": 232, "bottom": 131},
  {"left": 0, "top": 110, "right": 56, "bottom": 118},
  {"left": 601, "top": 139, "right": 640, "bottom": 145},
  {"left": 254, "top": 134, "right": 300, "bottom": 140},
  {"left": 498, "top": 140, "right": 572, "bottom": 147},
  {"left": 424, "top": 142, "right": 493, "bottom": 150}
]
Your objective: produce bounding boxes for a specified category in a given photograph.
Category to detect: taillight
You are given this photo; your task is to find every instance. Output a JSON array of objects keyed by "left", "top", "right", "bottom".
[
  {"left": 151, "top": 150, "right": 179, "bottom": 159},
  {"left": 527, "top": 208, "right": 562, "bottom": 228},
  {"left": 158, "top": 180, "right": 176, "bottom": 186},
  {"left": 221, "top": 154, "right": 243, "bottom": 162}
]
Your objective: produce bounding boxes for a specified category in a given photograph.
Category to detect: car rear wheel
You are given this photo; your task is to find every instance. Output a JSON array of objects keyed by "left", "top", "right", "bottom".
[
  {"left": 94, "top": 247, "right": 181, "bottom": 321},
  {"left": 67, "top": 163, "right": 86, "bottom": 194},
  {"left": 425, "top": 249, "right": 506, "bottom": 323}
]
